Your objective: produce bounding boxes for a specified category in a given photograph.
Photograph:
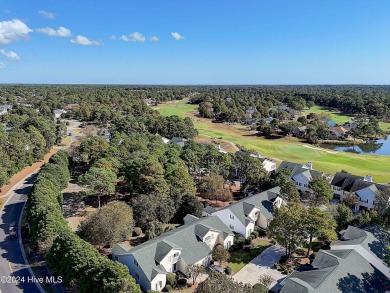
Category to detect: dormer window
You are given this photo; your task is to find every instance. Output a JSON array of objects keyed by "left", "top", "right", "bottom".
[
  {"left": 134, "top": 259, "right": 139, "bottom": 266},
  {"left": 230, "top": 214, "right": 234, "bottom": 220},
  {"left": 173, "top": 252, "right": 179, "bottom": 258}
]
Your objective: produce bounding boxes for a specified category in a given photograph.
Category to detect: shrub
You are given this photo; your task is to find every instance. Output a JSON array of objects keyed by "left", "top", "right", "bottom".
[
  {"left": 166, "top": 272, "right": 177, "bottom": 287},
  {"left": 251, "top": 231, "right": 259, "bottom": 238},
  {"left": 133, "top": 227, "right": 142, "bottom": 236},
  {"left": 164, "top": 284, "right": 173, "bottom": 292},
  {"left": 177, "top": 278, "right": 187, "bottom": 286},
  {"left": 225, "top": 266, "right": 232, "bottom": 275},
  {"left": 253, "top": 283, "right": 267, "bottom": 293},
  {"left": 245, "top": 238, "right": 252, "bottom": 245},
  {"left": 234, "top": 234, "right": 245, "bottom": 245}
]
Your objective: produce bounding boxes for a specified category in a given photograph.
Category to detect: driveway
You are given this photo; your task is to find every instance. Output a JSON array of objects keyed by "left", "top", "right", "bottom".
[{"left": 233, "top": 245, "right": 286, "bottom": 286}]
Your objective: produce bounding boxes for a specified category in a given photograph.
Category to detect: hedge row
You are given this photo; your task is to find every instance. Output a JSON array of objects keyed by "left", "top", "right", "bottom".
[
  {"left": 27, "top": 150, "right": 141, "bottom": 293},
  {"left": 27, "top": 150, "right": 71, "bottom": 254}
]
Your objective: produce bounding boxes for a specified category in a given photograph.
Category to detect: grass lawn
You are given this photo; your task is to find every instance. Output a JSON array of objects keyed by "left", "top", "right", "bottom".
[
  {"left": 303, "top": 106, "right": 351, "bottom": 125},
  {"left": 154, "top": 100, "right": 390, "bottom": 182},
  {"left": 304, "top": 106, "right": 390, "bottom": 133},
  {"left": 227, "top": 240, "right": 271, "bottom": 273}
]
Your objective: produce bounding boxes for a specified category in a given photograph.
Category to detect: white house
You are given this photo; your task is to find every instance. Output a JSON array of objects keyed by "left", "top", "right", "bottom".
[
  {"left": 53, "top": 109, "right": 66, "bottom": 119},
  {"left": 212, "top": 187, "right": 283, "bottom": 238},
  {"left": 276, "top": 161, "right": 322, "bottom": 193},
  {"left": 112, "top": 215, "right": 234, "bottom": 292},
  {"left": 216, "top": 144, "right": 228, "bottom": 154},
  {"left": 0, "top": 105, "right": 12, "bottom": 115},
  {"left": 331, "top": 172, "right": 388, "bottom": 212},
  {"left": 235, "top": 151, "right": 277, "bottom": 173}
]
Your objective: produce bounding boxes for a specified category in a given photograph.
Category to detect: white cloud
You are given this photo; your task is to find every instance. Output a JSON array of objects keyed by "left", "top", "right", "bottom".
[
  {"left": 38, "top": 10, "right": 55, "bottom": 19},
  {"left": 121, "top": 32, "right": 146, "bottom": 43},
  {"left": 0, "top": 19, "right": 32, "bottom": 45},
  {"left": 0, "top": 49, "right": 20, "bottom": 61},
  {"left": 70, "top": 35, "right": 102, "bottom": 46},
  {"left": 110, "top": 35, "right": 116, "bottom": 40},
  {"left": 36, "top": 26, "right": 72, "bottom": 37},
  {"left": 0, "top": 62, "right": 4, "bottom": 69},
  {"left": 171, "top": 32, "right": 184, "bottom": 40},
  {"left": 150, "top": 36, "right": 159, "bottom": 42}
]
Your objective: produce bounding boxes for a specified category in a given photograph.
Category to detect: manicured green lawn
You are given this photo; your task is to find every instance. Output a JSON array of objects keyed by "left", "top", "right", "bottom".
[
  {"left": 303, "top": 106, "right": 351, "bottom": 125},
  {"left": 155, "top": 100, "right": 390, "bottom": 182},
  {"left": 228, "top": 244, "right": 271, "bottom": 273},
  {"left": 304, "top": 106, "right": 390, "bottom": 133}
]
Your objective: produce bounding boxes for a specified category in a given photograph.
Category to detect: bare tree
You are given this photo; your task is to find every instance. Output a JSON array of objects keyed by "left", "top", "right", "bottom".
[
  {"left": 258, "top": 274, "right": 275, "bottom": 290},
  {"left": 187, "top": 265, "right": 205, "bottom": 285}
]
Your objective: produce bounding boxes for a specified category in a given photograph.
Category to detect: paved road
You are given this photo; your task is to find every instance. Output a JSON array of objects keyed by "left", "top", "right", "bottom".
[
  {"left": 0, "top": 175, "right": 43, "bottom": 293},
  {"left": 233, "top": 245, "right": 286, "bottom": 286}
]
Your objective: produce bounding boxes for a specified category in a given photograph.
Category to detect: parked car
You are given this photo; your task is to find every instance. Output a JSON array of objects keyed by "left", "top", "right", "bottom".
[
  {"left": 209, "top": 264, "right": 224, "bottom": 274},
  {"left": 9, "top": 221, "right": 17, "bottom": 239}
]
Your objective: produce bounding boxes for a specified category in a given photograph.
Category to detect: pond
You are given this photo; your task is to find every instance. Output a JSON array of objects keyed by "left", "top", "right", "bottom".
[{"left": 320, "top": 135, "right": 390, "bottom": 156}]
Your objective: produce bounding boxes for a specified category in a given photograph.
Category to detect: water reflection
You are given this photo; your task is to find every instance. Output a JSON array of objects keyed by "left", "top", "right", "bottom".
[{"left": 320, "top": 135, "right": 390, "bottom": 155}]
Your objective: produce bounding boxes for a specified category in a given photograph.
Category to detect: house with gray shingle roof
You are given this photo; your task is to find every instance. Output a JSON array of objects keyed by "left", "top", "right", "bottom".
[
  {"left": 276, "top": 161, "right": 322, "bottom": 193},
  {"left": 331, "top": 225, "right": 390, "bottom": 279},
  {"left": 53, "top": 109, "right": 66, "bottom": 119},
  {"left": 169, "top": 137, "right": 188, "bottom": 147},
  {"left": 278, "top": 248, "right": 390, "bottom": 293},
  {"left": 212, "top": 187, "right": 283, "bottom": 238},
  {"left": 0, "top": 105, "right": 12, "bottom": 115},
  {"left": 331, "top": 172, "right": 388, "bottom": 212},
  {"left": 112, "top": 215, "right": 234, "bottom": 292}
]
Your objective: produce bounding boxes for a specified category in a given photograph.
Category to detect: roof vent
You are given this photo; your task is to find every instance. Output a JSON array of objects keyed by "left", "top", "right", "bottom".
[
  {"left": 305, "top": 162, "right": 313, "bottom": 170},
  {"left": 363, "top": 175, "right": 373, "bottom": 182}
]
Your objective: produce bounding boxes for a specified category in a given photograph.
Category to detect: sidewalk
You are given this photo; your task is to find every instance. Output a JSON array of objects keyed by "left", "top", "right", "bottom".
[{"left": 233, "top": 245, "right": 286, "bottom": 286}]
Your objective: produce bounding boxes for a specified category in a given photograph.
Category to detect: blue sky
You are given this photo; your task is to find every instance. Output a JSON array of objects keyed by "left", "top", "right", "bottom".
[{"left": 0, "top": 0, "right": 389, "bottom": 84}]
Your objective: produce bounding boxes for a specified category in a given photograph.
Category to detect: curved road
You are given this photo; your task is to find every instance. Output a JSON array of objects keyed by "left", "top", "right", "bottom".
[{"left": 0, "top": 174, "right": 43, "bottom": 293}]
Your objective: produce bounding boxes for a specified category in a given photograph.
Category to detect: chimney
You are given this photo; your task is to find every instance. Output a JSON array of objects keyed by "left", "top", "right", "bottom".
[
  {"left": 305, "top": 162, "right": 313, "bottom": 170},
  {"left": 363, "top": 175, "right": 373, "bottom": 182}
]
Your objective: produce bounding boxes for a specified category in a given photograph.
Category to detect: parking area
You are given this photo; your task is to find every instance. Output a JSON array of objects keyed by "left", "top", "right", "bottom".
[{"left": 233, "top": 245, "right": 286, "bottom": 286}]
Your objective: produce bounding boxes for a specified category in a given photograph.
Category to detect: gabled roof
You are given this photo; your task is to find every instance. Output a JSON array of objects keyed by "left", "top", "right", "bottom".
[
  {"left": 203, "top": 205, "right": 216, "bottom": 215},
  {"left": 331, "top": 172, "right": 388, "bottom": 194},
  {"left": 280, "top": 249, "right": 390, "bottom": 293},
  {"left": 170, "top": 137, "right": 187, "bottom": 146},
  {"left": 276, "top": 161, "right": 321, "bottom": 179},
  {"left": 332, "top": 225, "right": 390, "bottom": 262},
  {"left": 331, "top": 172, "right": 364, "bottom": 189},
  {"left": 351, "top": 180, "right": 388, "bottom": 194},
  {"left": 155, "top": 240, "right": 182, "bottom": 263},
  {"left": 213, "top": 187, "right": 282, "bottom": 226},
  {"left": 183, "top": 214, "right": 199, "bottom": 224},
  {"left": 112, "top": 216, "right": 233, "bottom": 282}
]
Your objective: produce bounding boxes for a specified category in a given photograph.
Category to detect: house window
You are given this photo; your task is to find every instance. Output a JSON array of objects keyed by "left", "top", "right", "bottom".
[
  {"left": 229, "top": 225, "right": 234, "bottom": 230},
  {"left": 226, "top": 241, "right": 231, "bottom": 249},
  {"left": 230, "top": 214, "right": 234, "bottom": 219},
  {"left": 134, "top": 259, "right": 139, "bottom": 266},
  {"left": 159, "top": 281, "right": 163, "bottom": 288},
  {"left": 173, "top": 252, "right": 179, "bottom": 258},
  {"left": 135, "top": 273, "right": 139, "bottom": 280}
]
